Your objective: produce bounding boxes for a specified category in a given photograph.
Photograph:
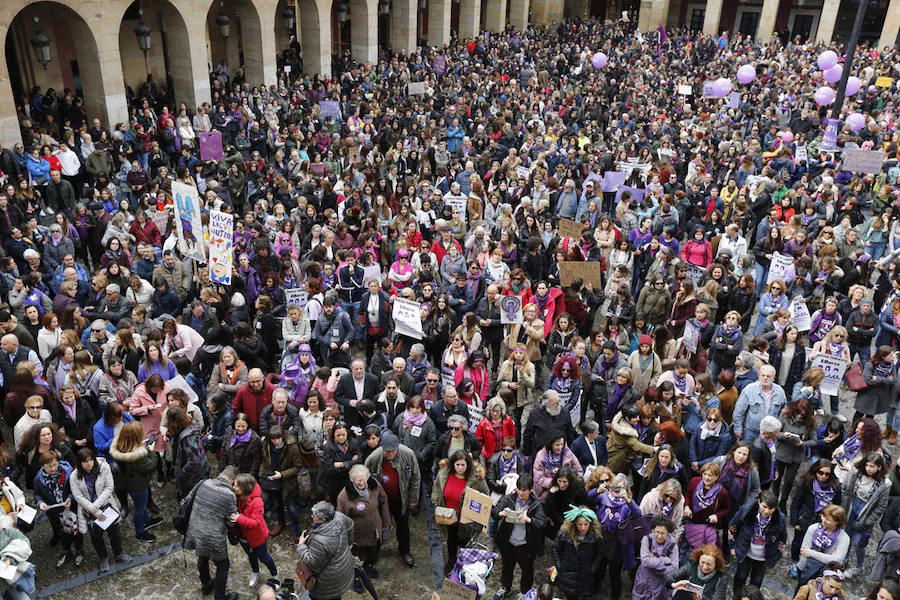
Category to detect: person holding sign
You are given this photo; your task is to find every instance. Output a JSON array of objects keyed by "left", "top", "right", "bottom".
[
  {"left": 491, "top": 473, "right": 546, "bottom": 600},
  {"left": 853, "top": 346, "right": 897, "bottom": 424},
  {"left": 431, "top": 450, "right": 490, "bottom": 575}
]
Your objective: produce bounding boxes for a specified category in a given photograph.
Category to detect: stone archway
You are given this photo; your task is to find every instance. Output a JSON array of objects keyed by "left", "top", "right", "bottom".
[{"left": 206, "top": 0, "right": 266, "bottom": 87}]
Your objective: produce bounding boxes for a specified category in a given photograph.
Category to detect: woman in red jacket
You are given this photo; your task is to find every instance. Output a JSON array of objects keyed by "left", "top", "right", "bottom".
[
  {"left": 681, "top": 226, "right": 712, "bottom": 269},
  {"left": 475, "top": 396, "right": 517, "bottom": 461},
  {"left": 129, "top": 210, "right": 162, "bottom": 247},
  {"left": 230, "top": 473, "right": 278, "bottom": 587}
]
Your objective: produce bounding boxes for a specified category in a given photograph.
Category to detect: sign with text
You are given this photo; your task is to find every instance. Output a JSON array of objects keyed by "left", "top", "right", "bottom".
[
  {"left": 515, "top": 166, "right": 531, "bottom": 180},
  {"left": 875, "top": 76, "right": 893, "bottom": 88},
  {"left": 766, "top": 252, "right": 794, "bottom": 285},
  {"left": 683, "top": 320, "right": 700, "bottom": 353},
  {"left": 795, "top": 145, "right": 808, "bottom": 163},
  {"left": 559, "top": 261, "right": 602, "bottom": 288},
  {"left": 319, "top": 101, "right": 341, "bottom": 120},
  {"left": 443, "top": 196, "right": 468, "bottom": 225},
  {"left": 685, "top": 264, "right": 705, "bottom": 287},
  {"left": 558, "top": 218, "right": 583, "bottom": 240},
  {"left": 362, "top": 265, "right": 382, "bottom": 285},
  {"left": 727, "top": 92, "right": 740, "bottom": 109},
  {"left": 207, "top": 211, "right": 233, "bottom": 284},
  {"left": 842, "top": 149, "right": 885, "bottom": 174},
  {"left": 285, "top": 288, "right": 309, "bottom": 310},
  {"left": 790, "top": 298, "right": 811, "bottom": 332},
  {"left": 810, "top": 354, "right": 847, "bottom": 396},
  {"left": 678, "top": 84, "right": 692, "bottom": 95},
  {"left": 407, "top": 81, "right": 427, "bottom": 96},
  {"left": 499, "top": 295, "right": 523, "bottom": 324},
  {"left": 459, "top": 487, "right": 492, "bottom": 526},
  {"left": 172, "top": 181, "right": 206, "bottom": 262},
  {"left": 391, "top": 297, "right": 423, "bottom": 339},
  {"left": 602, "top": 171, "right": 626, "bottom": 193}
]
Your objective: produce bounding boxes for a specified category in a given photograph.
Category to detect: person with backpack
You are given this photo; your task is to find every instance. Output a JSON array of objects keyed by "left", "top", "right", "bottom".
[{"left": 183, "top": 465, "right": 238, "bottom": 600}]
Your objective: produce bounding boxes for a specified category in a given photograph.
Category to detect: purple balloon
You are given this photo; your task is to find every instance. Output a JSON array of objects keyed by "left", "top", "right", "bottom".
[
  {"left": 817, "top": 50, "right": 838, "bottom": 71},
  {"left": 592, "top": 52, "right": 608, "bottom": 69},
  {"left": 715, "top": 78, "right": 733, "bottom": 97},
  {"left": 814, "top": 86, "right": 836, "bottom": 106},
  {"left": 846, "top": 76, "right": 862, "bottom": 96},
  {"left": 737, "top": 65, "right": 756, "bottom": 85},
  {"left": 823, "top": 65, "right": 842, "bottom": 84},
  {"left": 846, "top": 113, "right": 866, "bottom": 132}
]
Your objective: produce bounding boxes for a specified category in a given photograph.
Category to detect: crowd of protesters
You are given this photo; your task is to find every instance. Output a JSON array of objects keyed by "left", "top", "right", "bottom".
[{"left": 0, "top": 12, "right": 899, "bottom": 600}]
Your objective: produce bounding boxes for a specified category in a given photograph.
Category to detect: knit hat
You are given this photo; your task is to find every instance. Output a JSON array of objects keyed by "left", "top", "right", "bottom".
[{"left": 639, "top": 334, "right": 652, "bottom": 347}]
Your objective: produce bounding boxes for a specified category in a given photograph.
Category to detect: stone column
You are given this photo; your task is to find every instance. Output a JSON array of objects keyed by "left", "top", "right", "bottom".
[
  {"left": 530, "top": 0, "right": 552, "bottom": 24},
  {"left": 458, "top": 0, "right": 481, "bottom": 40},
  {"left": 755, "top": 0, "right": 780, "bottom": 41},
  {"left": 702, "top": 0, "right": 724, "bottom": 36},
  {"left": 879, "top": 0, "right": 900, "bottom": 50},
  {"left": 508, "top": 0, "right": 530, "bottom": 31},
  {"left": 176, "top": 10, "right": 213, "bottom": 111},
  {"left": 299, "top": 0, "right": 331, "bottom": 77},
  {"left": 349, "top": 0, "right": 377, "bottom": 63},
  {"left": 0, "top": 52, "right": 23, "bottom": 148},
  {"left": 250, "top": 0, "right": 279, "bottom": 87},
  {"left": 484, "top": 0, "right": 508, "bottom": 31},
  {"left": 390, "top": 0, "right": 418, "bottom": 55},
  {"left": 815, "top": 0, "right": 840, "bottom": 42},
  {"left": 639, "top": 0, "right": 671, "bottom": 33},
  {"left": 428, "top": 0, "right": 452, "bottom": 46}
]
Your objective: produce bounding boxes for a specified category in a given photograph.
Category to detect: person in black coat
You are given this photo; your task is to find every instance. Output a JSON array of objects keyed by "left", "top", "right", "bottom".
[
  {"left": 334, "top": 359, "right": 381, "bottom": 428},
  {"left": 434, "top": 415, "right": 482, "bottom": 465},
  {"left": 552, "top": 506, "right": 602, "bottom": 600},
  {"left": 486, "top": 443, "right": 526, "bottom": 496},
  {"left": 751, "top": 416, "right": 781, "bottom": 490},
  {"left": 543, "top": 467, "right": 590, "bottom": 540},
  {"left": 491, "top": 473, "right": 547, "bottom": 598},
  {"left": 768, "top": 327, "right": 806, "bottom": 400},
  {"left": 427, "top": 386, "right": 471, "bottom": 436},
  {"left": 252, "top": 296, "right": 279, "bottom": 367},
  {"left": 727, "top": 490, "right": 788, "bottom": 596},
  {"left": 522, "top": 390, "right": 576, "bottom": 460},
  {"left": 570, "top": 420, "right": 607, "bottom": 472},
  {"left": 318, "top": 422, "right": 360, "bottom": 502},
  {"left": 789, "top": 459, "right": 842, "bottom": 567},
  {"left": 52, "top": 389, "right": 96, "bottom": 450}
]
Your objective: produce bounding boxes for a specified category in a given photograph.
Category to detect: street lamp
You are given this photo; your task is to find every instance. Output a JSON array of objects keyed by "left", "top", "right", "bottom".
[
  {"left": 336, "top": 0, "right": 349, "bottom": 23},
  {"left": 829, "top": 0, "right": 869, "bottom": 119},
  {"left": 216, "top": 11, "right": 231, "bottom": 40},
  {"left": 379, "top": 0, "right": 390, "bottom": 15},
  {"left": 30, "top": 30, "right": 51, "bottom": 70},
  {"left": 134, "top": 21, "right": 152, "bottom": 75},
  {"left": 282, "top": 4, "right": 296, "bottom": 36}
]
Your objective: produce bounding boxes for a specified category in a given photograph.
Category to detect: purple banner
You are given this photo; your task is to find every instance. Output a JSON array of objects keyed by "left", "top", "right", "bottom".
[
  {"left": 601, "top": 171, "right": 626, "bottom": 193},
  {"left": 615, "top": 186, "right": 646, "bottom": 205},
  {"left": 433, "top": 55, "right": 447, "bottom": 75},
  {"left": 198, "top": 131, "right": 223, "bottom": 161}
]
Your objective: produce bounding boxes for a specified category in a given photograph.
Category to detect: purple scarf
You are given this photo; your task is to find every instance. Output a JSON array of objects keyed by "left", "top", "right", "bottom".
[
  {"left": 544, "top": 449, "right": 563, "bottom": 473},
  {"left": 598, "top": 492, "right": 630, "bottom": 532},
  {"left": 672, "top": 372, "right": 687, "bottom": 392},
  {"left": 752, "top": 511, "right": 771, "bottom": 546},
  {"left": 874, "top": 360, "right": 893, "bottom": 377},
  {"left": 62, "top": 401, "right": 76, "bottom": 422},
  {"left": 812, "top": 480, "right": 836, "bottom": 513},
  {"left": 499, "top": 454, "right": 518, "bottom": 477},
  {"left": 810, "top": 311, "right": 838, "bottom": 344},
  {"left": 842, "top": 433, "right": 861, "bottom": 461},
  {"left": 720, "top": 461, "right": 749, "bottom": 502},
  {"left": 811, "top": 524, "right": 840, "bottom": 552},
  {"left": 661, "top": 500, "right": 675, "bottom": 519},
  {"left": 606, "top": 382, "right": 629, "bottom": 421},
  {"left": 815, "top": 578, "right": 841, "bottom": 600},
  {"left": 693, "top": 482, "right": 721, "bottom": 513},
  {"left": 598, "top": 352, "right": 620, "bottom": 379},
  {"left": 229, "top": 429, "right": 252, "bottom": 448},
  {"left": 402, "top": 409, "right": 427, "bottom": 429}
]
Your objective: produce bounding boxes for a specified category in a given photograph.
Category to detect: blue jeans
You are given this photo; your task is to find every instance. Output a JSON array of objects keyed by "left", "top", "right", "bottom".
[
  {"left": 866, "top": 241, "right": 887, "bottom": 261},
  {"left": 240, "top": 540, "right": 278, "bottom": 576},
  {"left": 847, "top": 497, "right": 870, "bottom": 568},
  {"left": 754, "top": 262, "right": 768, "bottom": 296},
  {"left": 130, "top": 488, "right": 149, "bottom": 535},
  {"left": 886, "top": 406, "right": 900, "bottom": 431},
  {"left": 849, "top": 344, "right": 872, "bottom": 365},
  {"left": 5, "top": 564, "right": 35, "bottom": 600},
  {"left": 345, "top": 301, "right": 364, "bottom": 343}
]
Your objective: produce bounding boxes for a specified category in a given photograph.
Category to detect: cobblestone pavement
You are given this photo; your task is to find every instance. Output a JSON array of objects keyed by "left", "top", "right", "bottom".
[{"left": 35, "top": 385, "right": 891, "bottom": 600}]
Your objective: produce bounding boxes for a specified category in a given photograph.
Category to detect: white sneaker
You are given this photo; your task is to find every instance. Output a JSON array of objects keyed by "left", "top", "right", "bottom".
[
  {"left": 844, "top": 567, "right": 860, "bottom": 579},
  {"left": 248, "top": 571, "right": 261, "bottom": 587},
  {"left": 835, "top": 414, "right": 848, "bottom": 423}
]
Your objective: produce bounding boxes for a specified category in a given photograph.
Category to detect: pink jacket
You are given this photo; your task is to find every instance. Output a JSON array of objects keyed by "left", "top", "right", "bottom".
[
  {"left": 681, "top": 239, "right": 712, "bottom": 269},
  {"left": 128, "top": 382, "right": 172, "bottom": 452},
  {"left": 532, "top": 446, "right": 583, "bottom": 502},
  {"left": 311, "top": 372, "right": 340, "bottom": 411}
]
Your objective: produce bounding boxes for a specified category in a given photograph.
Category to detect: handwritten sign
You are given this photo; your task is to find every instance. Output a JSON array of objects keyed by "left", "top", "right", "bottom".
[
  {"left": 683, "top": 320, "right": 700, "bottom": 353},
  {"left": 559, "top": 261, "right": 602, "bottom": 288},
  {"left": 172, "top": 181, "right": 206, "bottom": 262},
  {"left": 499, "top": 295, "right": 523, "bottom": 324},
  {"left": 443, "top": 196, "right": 467, "bottom": 225},
  {"left": 459, "top": 487, "right": 492, "bottom": 526},
  {"left": 407, "top": 81, "right": 427, "bottom": 96},
  {"left": 558, "top": 218, "right": 583, "bottom": 240},
  {"left": 392, "top": 297, "right": 423, "bottom": 339},
  {"left": 842, "top": 149, "right": 885, "bottom": 174},
  {"left": 440, "top": 579, "right": 478, "bottom": 600},
  {"left": 678, "top": 84, "right": 692, "bottom": 95},
  {"left": 362, "top": 265, "right": 382, "bottom": 285},
  {"left": 790, "top": 298, "right": 811, "bottom": 332},
  {"left": 875, "top": 76, "right": 893, "bottom": 88},
  {"left": 810, "top": 354, "right": 847, "bottom": 396},
  {"left": 207, "top": 211, "right": 233, "bottom": 284},
  {"left": 766, "top": 252, "right": 794, "bottom": 285},
  {"left": 467, "top": 402, "right": 483, "bottom": 434}
]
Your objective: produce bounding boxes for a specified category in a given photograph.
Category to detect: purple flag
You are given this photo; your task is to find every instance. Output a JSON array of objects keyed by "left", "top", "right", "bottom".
[
  {"left": 821, "top": 118, "right": 841, "bottom": 151},
  {"left": 657, "top": 24, "right": 668, "bottom": 55},
  {"left": 198, "top": 131, "right": 223, "bottom": 161}
]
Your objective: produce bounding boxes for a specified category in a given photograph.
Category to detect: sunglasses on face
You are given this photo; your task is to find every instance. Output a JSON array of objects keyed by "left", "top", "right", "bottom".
[
  {"left": 426, "top": 379, "right": 439, "bottom": 383},
  {"left": 707, "top": 417, "right": 719, "bottom": 423},
  {"left": 817, "top": 470, "right": 831, "bottom": 476},
  {"left": 502, "top": 448, "right": 515, "bottom": 453},
  {"left": 449, "top": 426, "right": 462, "bottom": 432}
]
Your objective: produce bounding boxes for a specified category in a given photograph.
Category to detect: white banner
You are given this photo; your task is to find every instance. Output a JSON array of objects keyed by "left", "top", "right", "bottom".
[
  {"left": 285, "top": 288, "right": 309, "bottom": 310},
  {"left": 790, "top": 298, "right": 811, "bottom": 332},
  {"left": 683, "top": 320, "right": 700, "bottom": 353},
  {"left": 515, "top": 166, "right": 531, "bottom": 180},
  {"left": 766, "top": 252, "right": 794, "bottom": 285},
  {"left": 443, "top": 196, "right": 467, "bottom": 225},
  {"left": 362, "top": 265, "right": 382, "bottom": 285},
  {"left": 499, "top": 295, "right": 523, "bottom": 324},
  {"left": 810, "top": 354, "right": 847, "bottom": 396},
  {"left": 407, "top": 81, "right": 427, "bottom": 96},
  {"left": 391, "top": 297, "right": 423, "bottom": 339},
  {"left": 795, "top": 145, "right": 808, "bottom": 163},
  {"left": 172, "top": 181, "right": 206, "bottom": 262},
  {"left": 207, "top": 210, "right": 233, "bottom": 284}
]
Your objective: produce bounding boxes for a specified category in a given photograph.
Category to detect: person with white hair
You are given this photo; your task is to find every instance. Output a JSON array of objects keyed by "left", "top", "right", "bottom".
[
  {"left": 297, "top": 501, "right": 355, "bottom": 600},
  {"left": 751, "top": 416, "right": 782, "bottom": 491},
  {"left": 521, "top": 390, "right": 576, "bottom": 461},
  {"left": 733, "top": 364, "right": 786, "bottom": 445}
]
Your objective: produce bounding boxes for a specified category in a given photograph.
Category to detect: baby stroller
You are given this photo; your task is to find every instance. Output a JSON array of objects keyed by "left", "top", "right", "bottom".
[{"left": 447, "top": 540, "right": 498, "bottom": 600}]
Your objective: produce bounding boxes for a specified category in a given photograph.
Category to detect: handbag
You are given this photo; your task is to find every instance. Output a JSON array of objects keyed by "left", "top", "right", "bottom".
[
  {"left": 259, "top": 472, "right": 282, "bottom": 493},
  {"left": 173, "top": 481, "right": 203, "bottom": 535},
  {"left": 297, "top": 468, "right": 313, "bottom": 500},
  {"left": 295, "top": 559, "right": 317, "bottom": 589},
  {"left": 846, "top": 361, "right": 868, "bottom": 392},
  {"left": 60, "top": 509, "right": 78, "bottom": 536},
  {"left": 616, "top": 515, "right": 651, "bottom": 545},
  {"left": 434, "top": 506, "right": 459, "bottom": 525}
]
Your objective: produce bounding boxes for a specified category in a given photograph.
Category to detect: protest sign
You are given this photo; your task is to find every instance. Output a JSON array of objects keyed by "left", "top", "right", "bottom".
[
  {"left": 559, "top": 261, "right": 602, "bottom": 288},
  {"left": 207, "top": 211, "right": 233, "bottom": 284},
  {"left": 319, "top": 101, "right": 341, "bottom": 120},
  {"left": 685, "top": 264, "right": 705, "bottom": 287},
  {"left": 810, "top": 354, "right": 847, "bottom": 396},
  {"left": 677, "top": 84, "right": 692, "bottom": 95},
  {"left": 362, "top": 265, "right": 382, "bottom": 285},
  {"left": 407, "top": 81, "right": 427, "bottom": 96},
  {"left": 285, "top": 288, "right": 309, "bottom": 310},
  {"left": 499, "top": 295, "right": 523, "bottom": 324},
  {"left": 443, "top": 196, "right": 467, "bottom": 225},
  {"left": 702, "top": 81, "right": 717, "bottom": 97},
  {"left": 582, "top": 172, "right": 603, "bottom": 193},
  {"left": 467, "top": 402, "right": 484, "bottom": 434},
  {"left": 766, "top": 253, "right": 794, "bottom": 285},
  {"left": 172, "top": 181, "right": 205, "bottom": 262},
  {"left": 148, "top": 208, "right": 169, "bottom": 237},
  {"left": 842, "top": 150, "right": 885, "bottom": 174},
  {"left": 459, "top": 487, "right": 492, "bottom": 526},
  {"left": 516, "top": 166, "right": 531, "bottom": 180},
  {"left": 790, "top": 298, "right": 811, "bottom": 332},
  {"left": 821, "top": 119, "right": 841, "bottom": 151},
  {"left": 875, "top": 76, "right": 893, "bottom": 88},
  {"left": 284, "top": 65, "right": 291, "bottom": 73},
  {"left": 683, "top": 320, "right": 700, "bottom": 353},
  {"left": 432, "top": 55, "right": 447, "bottom": 75},
  {"left": 392, "top": 297, "right": 423, "bottom": 339},
  {"left": 614, "top": 185, "right": 646, "bottom": 205},
  {"left": 198, "top": 131, "right": 223, "bottom": 161},
  {"left": 558, "top": 218, "right": 583, "bottom": 240},
  {"left": 602, "top": 171, "right": 626, "bottom": 193},
  {"left": 795, "top": 145, "right": 807, "bottom": 163},
  {"left": 440, "top": 579, "right": 477, "bottom": 600},
  {"left": 727, "top": 92, "right": 740, "bottom": 109}
]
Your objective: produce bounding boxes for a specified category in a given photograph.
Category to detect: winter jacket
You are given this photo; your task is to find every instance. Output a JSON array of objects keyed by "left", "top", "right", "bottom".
[
  {"left": 793, "top": 578, "right": 847, "bottom": 600},
  {"left": 173, "top": 422, "right": 211, "bottom": 496},
  {"left": 774, "top": 415, "right": 816, "bottom": 464},
  {"left": 312, "top": 309, "right": 354, "bottom": 350},
  {"left": 53, "top": 398, "right": 96, "bottom": 449},
  {"left": 491, "top": 490, "right": 546, "bottom": 557},
  {"left": 690, "top": 426, "right": 733, "bottom": 467},
  {"left": 109, "top": 440, "right": 158, "bottom": 493},
  {"left": 552, "top": 528, "right": 601, "bottom": 596},
  {"left": 636, "top": 286, "right": 672, "bottom": 325},
  {"left": 496, "top": 359, "right": 536, "bottom": 410},
  {"left": 391, "top": 413, "right": 438, "bottom": 471},
  {"left": 845, "top": 308, "right": 878, "bottom": 348},
  {"left": 296, "top": 512, "right": 355, "bottom": 600},
  {"left": 855, "top": 361, "right": 895, "bottom": 416},
  {"left": 790, "top": 479, "right": 842, "bottom": 531},
  {"left": 841, "top": 472, "right": 890, "bottom": 532},
  {"left": 707, "top": 325, "right": 744, "bottom": 370},
  {"left": 571, "top": 433, "right": 608, "bottom": 471},
  {"left": 185, "top": 476, "right": 238, "bottom": 561},
  {"left": 434, "top": 431, "right": 483, "bottom": 465},
  {"left": 259, "top": 436, "right": 304, "bottom": 499},
  {"left": 521, "top": 405, "right": 576, "bottom": 458},
  {"left": 319, "top": 441, "right": 360, "bottom": 500},
  {"left": 728, "top": 502, "right": 787, "bottom": 567},
  {"left": 206, "top": 362, "right": 248, "bottom": 402},
  {"left": 532, "top": 446, "right": 583, "bottom": 502},
  {"left": 474, "top": 416, "right": 516, "bottom": 460},
  {"left": 365, "top": 445, "right": 421, "bottom": 513},
  {"left": 258, "top": 402, "right": 302, "bottom": 439},
  {"left": 336, "top": 477, "right": 390, "bottom": 548},
  {"left": 69, "top": 457, "right": 119, "bottom": 535},
  {"left": 606, "top": 411, "right": 655, "bottom": 474},
  {"left": 235, "top": 482, "right": 269, "bottom": 548},
  {"left": 430, "top": 459, "right": 490, "bottom": 525},
  {"left": 664, "top": 561, "right": 727, "bottom": 600},
  {"left": 33, "top": 460, "right": 74, "bottom": 509},
  {"left": 633, "top": 533, "right": 679, "bottom": 600},
  {"left": 221, "top": 428, "right": 262, "bottom": 475},
  {"left": 231, "top": 379, "right": 276, "bottom": 430},
  {"left": 128, "top": 382, "right": 170, "bottom": 452}
]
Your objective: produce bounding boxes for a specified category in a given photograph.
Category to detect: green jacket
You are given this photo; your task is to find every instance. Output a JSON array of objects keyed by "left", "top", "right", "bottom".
[
  {"left": 259, "top": 436, "right": 304, "bottom": 499},
  {"left": 365, "top": 445, "right": 421, "bottom": 513},
  {"left": 109, "top": 442, "right": 158, "bottom": 492}
]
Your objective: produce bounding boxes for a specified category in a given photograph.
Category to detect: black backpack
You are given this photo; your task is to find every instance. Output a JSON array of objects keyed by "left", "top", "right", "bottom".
[{"left": 172, "top": 480, "right": 203, "bottom": 535}]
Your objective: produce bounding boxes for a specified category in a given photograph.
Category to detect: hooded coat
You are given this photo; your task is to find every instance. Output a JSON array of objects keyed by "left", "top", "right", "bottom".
[
  {"left": 606, "top": 412, "right": 656, "bottom": 474},
  {"left": 336, "top": 477, "right": 391, "bottom": 548},
  {"left": 297, "top": 512, "right": 355, "bottom": 600},
  {"left": 235, "top": 482, "right": 268, "bottom": 548}
]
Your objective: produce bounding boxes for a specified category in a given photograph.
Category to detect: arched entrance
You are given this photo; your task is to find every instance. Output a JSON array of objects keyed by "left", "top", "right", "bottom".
[
  {"left": 118, "top": 0, "right": 194, "bottom": 112},
  {"left": 331, "top": 0, "right": 376, "bottom": 65},
  {"left": 206, "top": 0, "right": 266, "bottom": 88},
  {"left": 4, "top": 2, "right": 106, "bottom": 132}
]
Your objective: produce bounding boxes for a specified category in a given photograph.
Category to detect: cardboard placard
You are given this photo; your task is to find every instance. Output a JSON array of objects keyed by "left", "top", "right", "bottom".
[
  {"left": 558, "top": 218, "right": 583, "bottom": 240},
  {"left": 499, "top": 295, "right": 523, "bottom": 324},
  {"left": 285, "top": 288, "right": 309, "bottom": 310},
  {"left": 515, "top": 166, "right": 531, "bottom": 180},
  {"left": 559, "top": 261, "right": 602, "bottom": 288},
  {"left": 842, "top": 149, "right": 886, "bottom": 174},
  {"left": 443, "top": 196, "right": 468, "bottom": 225},
  {"left": 439, "top": 580, "right": 477, "bottom": 600},
  {"left": 875, "top": 76, "right": 893, "bottom": 88},
  {"left": 685, "top": 263, "right": 705, "bottom": 286},
  {"left": 459, "top": 487, "right": 492, "bottom": 526}
]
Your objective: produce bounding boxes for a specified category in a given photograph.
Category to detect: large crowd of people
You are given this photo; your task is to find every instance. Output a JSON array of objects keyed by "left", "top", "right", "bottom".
[{"left": 0, "top": 13, "right": 898, "bottom": 600}]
